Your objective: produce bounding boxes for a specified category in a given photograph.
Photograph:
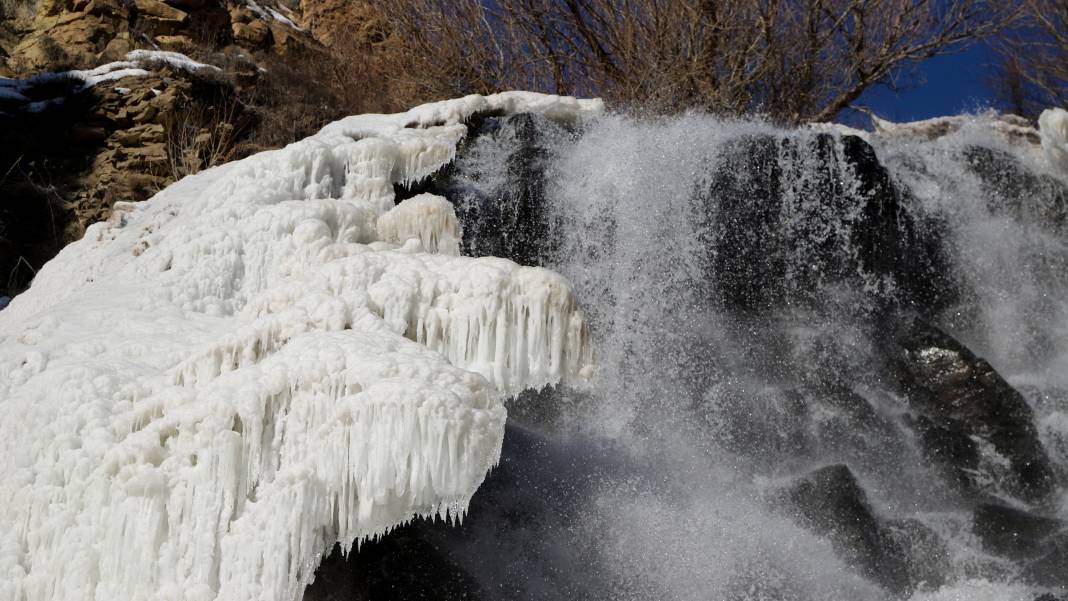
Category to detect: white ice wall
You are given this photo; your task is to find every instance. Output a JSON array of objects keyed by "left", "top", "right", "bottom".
[{"left": 0, "top": 92, "right": 600, "bottom": 601}]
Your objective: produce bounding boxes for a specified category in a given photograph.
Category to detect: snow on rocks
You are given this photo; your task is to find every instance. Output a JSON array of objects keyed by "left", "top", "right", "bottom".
[
  {"left": 0, "top": 92, "right": 599, "bottom": 601},
  {"left": 867, "top": 110, "right": 1042, "bottom": 148},
  {"left": 1039, "top": 108, "right": 1068, "bottom": 174},
  {"left": 376, "top": 194, "right": 462, "bottom": 255},
  {"left": 0, "top": 50, "right": 218, "bottom": 114}
]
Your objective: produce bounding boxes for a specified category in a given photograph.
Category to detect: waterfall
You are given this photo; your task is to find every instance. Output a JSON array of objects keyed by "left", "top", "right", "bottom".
[{"left": 318, "top": 111, "right": 1068, "bottom": 601}]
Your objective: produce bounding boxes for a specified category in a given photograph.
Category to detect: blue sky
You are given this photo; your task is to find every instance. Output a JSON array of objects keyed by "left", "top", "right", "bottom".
[{"left": 847, "top": 41, "right": 1002, "bottom": 125}]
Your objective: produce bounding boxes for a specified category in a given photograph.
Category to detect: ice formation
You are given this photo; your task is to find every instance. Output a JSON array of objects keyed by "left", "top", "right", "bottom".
[
  {"left": 0, "top": 92, "right": 599, "bottom": 601},
  {"left": 0, "top": 50, "right": 219, "bottom": 113},
  {"left": 867, "top": 110, "right": 1042, "bottom": 149},
  {"left": 1039, "top": 107, "right": 1068, "bottom": 173}
]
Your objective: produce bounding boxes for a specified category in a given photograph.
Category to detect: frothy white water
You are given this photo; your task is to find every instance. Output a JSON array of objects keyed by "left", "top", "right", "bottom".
[{"left": 441, "top": 111, "right": 1068, "bottom": 600}]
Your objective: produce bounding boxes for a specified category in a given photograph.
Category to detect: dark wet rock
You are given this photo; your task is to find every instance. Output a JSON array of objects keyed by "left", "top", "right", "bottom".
[
  {"left": 804, "top": 383, "right": 911, "bottom": 475},
  {"left": 775, "top": 464, "right": 915, "bottom": 594},
  {"left": 695, "top": 133, "right": 950, "bottom": 315},
  {"left": 305, "top": 425, "right": 622, "bottom": 601},
  {"left": 710, "top": 385, "right": 813, "bottom": 468},
  {"left": 303, "top": 528, "right": 482, "bottom": 601},
  {"left": 428, "top": 112, "right": 573, "bottom": 267},
  {"left": 973, "top": 503, "right": 1068, "bottom": 588},
  {"left": 973, "top": 503, "right": 1064, "bottom": 560},
  {"left": 884, "top": 518, "right": 950, "bottom": 590},
  {"left": 963, "top": 146, "right": 1068, "bottom": 232},
  {"left": 1021, "top": 533, "right": 1068, "bottom": 589},
  {"left": 893, "top": 318, "right": 1056, "bottom": 502},
  {"left": 907, "top": 414, "right": 984, "bottom": 499}
]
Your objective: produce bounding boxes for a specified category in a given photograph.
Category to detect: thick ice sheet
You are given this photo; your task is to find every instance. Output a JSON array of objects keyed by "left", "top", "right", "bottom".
[{"left": 0, "top": 92, "right": 598, "bottom": 601}]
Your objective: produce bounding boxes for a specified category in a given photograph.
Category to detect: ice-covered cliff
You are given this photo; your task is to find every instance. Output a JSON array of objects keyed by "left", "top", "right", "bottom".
[{"left": 0, "top": 92, "right": 598, "bottom": 601}]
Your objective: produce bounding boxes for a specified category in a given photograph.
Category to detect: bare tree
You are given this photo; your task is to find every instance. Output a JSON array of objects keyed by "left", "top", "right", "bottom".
[
  {"left": 368, "top": 0, "right": 1016, "bottom": 123},
  {"left": 991, "top": 0, "right": 1068, "bottom": 117}
]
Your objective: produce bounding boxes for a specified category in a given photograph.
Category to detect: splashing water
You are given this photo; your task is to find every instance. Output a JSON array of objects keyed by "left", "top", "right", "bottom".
[{"left": 420, "top": 111, "right": 1068, "bottom": 601}]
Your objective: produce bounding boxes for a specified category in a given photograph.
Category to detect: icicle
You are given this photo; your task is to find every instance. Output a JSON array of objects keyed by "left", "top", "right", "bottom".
[{"left": 0, "top": 92, "right": 600, "bottom": 601}]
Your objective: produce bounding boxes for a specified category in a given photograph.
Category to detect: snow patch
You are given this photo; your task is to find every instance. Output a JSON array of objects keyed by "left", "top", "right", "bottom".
[
  {"left": 1039, "top": 107, "right": 1068, "bottom": 174},
  {"left": 0, "top": 92, "right": 598, "bottom": 601},
  {"left": 0, "top": 50, "right": 219, "bottom": 113},
  {"left": 376, "top": 193, "right": 462, "bottom": 255}
]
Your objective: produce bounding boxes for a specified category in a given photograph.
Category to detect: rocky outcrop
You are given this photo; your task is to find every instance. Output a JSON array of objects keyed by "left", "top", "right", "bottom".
[
  {"left": 2, "top": 0, "right": 315, "bottom": 73},
  {"left": 892, "top": 318, "right": 1057, "bottom": 503},
  {"left": 973, "top": 503, "right": 1068, "bottom": 588},
  {"left": 297, "top": 0, "right": 385, "bottom": 48},
  {"left": 0, "top": 56, "right": 250, "bottom": 294},
  {"left": 432, "top": 113, "right": 573, "bottom": 267},
  {"left": 695, "top": 133, "right": 950, "bottom": 314},
  {"left": 964, "top": 145, "right": 1068, "bottom": 233},
  {"left": 0, "top": 0, "right": 336, "bottom": 296},
  {"left": 773, "top": 464, "right": 944, "bottom": 595}
]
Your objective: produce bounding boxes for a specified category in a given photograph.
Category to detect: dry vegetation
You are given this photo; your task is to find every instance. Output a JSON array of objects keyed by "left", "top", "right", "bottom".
[
  {"left": 992, "top": 0, "right": 1068, "bottom": 117},
  {"left": 355, "top": 0, "right": 1016, "bottom": 124},
  {"left": 163, "top": 0, "right": 1020, "bottom": 158}
]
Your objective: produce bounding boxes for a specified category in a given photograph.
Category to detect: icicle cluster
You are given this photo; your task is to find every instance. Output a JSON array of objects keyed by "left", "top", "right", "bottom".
[{"left": 0, "top": 92, "right": 601, "bottom": 601}]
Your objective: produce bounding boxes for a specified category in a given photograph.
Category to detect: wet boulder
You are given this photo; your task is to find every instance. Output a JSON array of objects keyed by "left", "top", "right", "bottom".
[
  {"left": 1021, "top": 535, "right": 1068, "bottom": 589},
  {"left": 973, "top": 503, "right": 1064, "bottom": 559},
  {"left": 426, "top": 112, "right": 574, "bottom": 266},
  {"left": 303, "top": 528, "right": 483, "bottom": 601},
  {"left": 774, "top": 464, "right": 924, "bottom": 594},
  {"left": 695, "top": 133, "right": 949, "bottom": 315},
  {"left": 893, "top": 318, "right": 1056, "bottom": 503},
  {"left": 972, "top": 503, "right": 1068, "bottom": 589},
  {"left": 963, "top": 146, "right": 1068, "bottom": 233},
  {"left": 907, "top": 414, "right": 984, "bottom": 499}
]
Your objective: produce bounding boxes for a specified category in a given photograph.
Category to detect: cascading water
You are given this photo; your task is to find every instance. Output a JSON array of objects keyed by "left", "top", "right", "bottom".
[{"left": 307, "top": 111, "right": 1068, "bottom": 601}]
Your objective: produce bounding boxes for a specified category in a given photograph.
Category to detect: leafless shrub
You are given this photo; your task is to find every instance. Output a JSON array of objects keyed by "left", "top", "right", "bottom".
[
  {"left": 991, "top": 0, "right": 1068, "bottom": 117},
  {"left": 370, "top": 0, "right": 1016, "bottom": 124},
  {"left": 162, "top": 93, "right": 250, "bottom": 180},
  {"left": 0, "top": 0, "right": 34, "bottom": 21}
]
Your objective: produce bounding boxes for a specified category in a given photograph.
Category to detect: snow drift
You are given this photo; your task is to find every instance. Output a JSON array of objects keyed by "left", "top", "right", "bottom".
[{"left": 0, "top": 92, "right": 599, "bottom": 601}]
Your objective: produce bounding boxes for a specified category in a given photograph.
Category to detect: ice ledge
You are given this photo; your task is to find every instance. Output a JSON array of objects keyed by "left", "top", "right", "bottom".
[{"left": 0, "top": 92, "right": 598, "bottom": 601}]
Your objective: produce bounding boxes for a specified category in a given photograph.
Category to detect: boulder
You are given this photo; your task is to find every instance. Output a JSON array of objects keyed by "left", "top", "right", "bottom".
[
  {"left": 973, "top": 503, "right": 1068, "bottom": 588},
  {"left": 964, "top": 145, "right": 1068, "bottom": 233},
  {"left": 774, "top": 464, "right": 916, "bottom": 594},
  {"left": 428, "top": 112, "right": 573, "bottom": 267},
  {"left": 303, "top": 530, "right": 483, "bottom": 601},
  {"left": 894, "top": 318, "right": 1056, "bottom": 502},
  {"left": 973, "top": 503, "right": 1064, "bottom": 559},
  {"left": 1021, "top": 535, "right": 1068, "bottom": 588},
  {"left": 232, "top": 19, "right": 270, "bottom": 48},
  {"left": 694, "top": 133, "right": 950, "bottom": 315},
  {"left": 133, "top": 0, "right": 188, "bottom": 22}
]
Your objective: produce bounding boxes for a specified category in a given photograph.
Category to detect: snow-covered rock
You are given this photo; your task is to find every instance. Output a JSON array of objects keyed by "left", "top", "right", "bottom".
[
  {"left": 0, "top": 92, "right": 600, "bottom": 601},
  {"left": 1039, "top": 107, "right": 1068, "bottom": 173}
]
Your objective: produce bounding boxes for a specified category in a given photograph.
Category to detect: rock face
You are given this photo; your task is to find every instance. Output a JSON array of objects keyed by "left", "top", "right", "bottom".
[
  {"left": 1, "top": 0, "right": 314, "bottom": 75},
  {"left": 964, "top": 145, "right": 1068, "bottom": 233},
  {"left": 298, "top": 0, "right": 385, "bottom": 47},
  {"left": 892, "top": 318, "right": 1056, "bottom": 503},
  {"left": 973, "top": 503, "right": 1068, "bottom": 588},
  {"left": 429, "top": 112, "right": 574, "bottom": 267},
  {"left": 695, "top": 133, "right": 949, "bottom": 314},
  {"left": 0, "top": 0, "right": 340, "bottom": 296},
  {"left": 774, "top": 464, "right": 923, "bottom": 595},
  {"left": 0, "top": 59, "right": 247, "bottom": 294}
]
